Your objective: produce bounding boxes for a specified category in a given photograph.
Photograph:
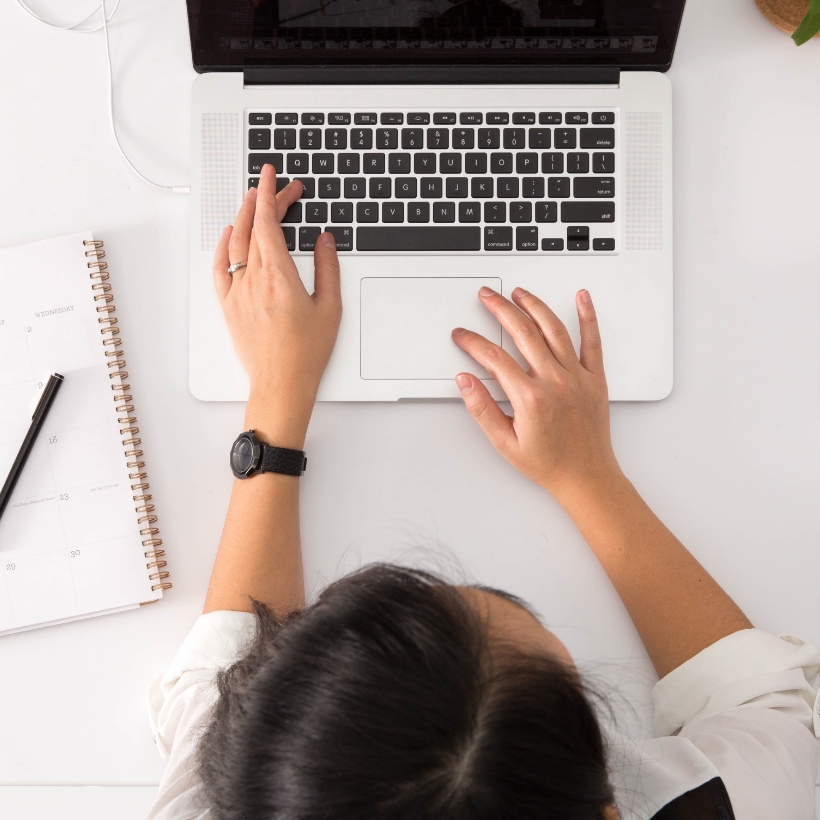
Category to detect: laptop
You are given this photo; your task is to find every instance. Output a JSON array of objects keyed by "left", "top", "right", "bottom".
[{"left": 188, "top": 0, "right": 684, "bottom": 402}]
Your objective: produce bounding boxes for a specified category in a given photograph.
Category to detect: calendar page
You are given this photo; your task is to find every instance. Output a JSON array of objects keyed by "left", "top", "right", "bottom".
[{"left": 0, "top": 232, "right": 158, "bottom": 634}]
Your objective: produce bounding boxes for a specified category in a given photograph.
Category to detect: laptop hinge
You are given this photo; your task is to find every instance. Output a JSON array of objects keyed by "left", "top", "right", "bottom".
[{"left": 243, "top": 65, "right": 620, "bottom": 86}]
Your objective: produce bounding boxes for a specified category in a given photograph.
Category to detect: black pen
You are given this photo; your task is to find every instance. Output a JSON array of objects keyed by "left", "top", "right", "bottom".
[{"left": 0, "top": 373, "right": 65, "bottom": 521}]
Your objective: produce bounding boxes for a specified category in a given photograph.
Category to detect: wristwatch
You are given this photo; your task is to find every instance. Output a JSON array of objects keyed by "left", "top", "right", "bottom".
[{"left": 230, "top": 430, "right": 307, "bottom": 479}]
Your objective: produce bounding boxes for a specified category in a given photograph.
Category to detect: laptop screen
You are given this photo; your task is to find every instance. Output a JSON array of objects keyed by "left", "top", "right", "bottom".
[{"left": 187, "top": 0, "right": 686, "bottom": 73}]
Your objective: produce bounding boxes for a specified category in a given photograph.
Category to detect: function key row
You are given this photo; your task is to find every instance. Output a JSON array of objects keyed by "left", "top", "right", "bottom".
[{"left": 249, "top": 111, "right": 615, "bottom": 127}]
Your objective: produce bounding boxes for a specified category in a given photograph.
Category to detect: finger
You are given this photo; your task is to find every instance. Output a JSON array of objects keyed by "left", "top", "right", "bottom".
[
  {"left": 312, "top": 232, "right": 342, "bottom": 312},
  {"left": 576, "top": 289, "right": 605, "bottom": 375},
  {"left": 228, "top": 187, "right": 257, "bottom": 283},
  {"left": 253, "top": 164, "right": 298, "bottom": 263},
  {"left": 451, "top": 327, "right": 528, "bottom": 396},
  {"left": 455, "top": 373, "right": 517, "bottom": 454},
  {"left": 476, "top": 286, "right": 556, "bottom": 373},
  {"left": 511, "top": 288, "right": 579, "bottom": 371},
  {"left": 213, "top": 226, "right": 233, "bottom": 302},
  {"left": 277, "top": 179, "right": 303, "bottom": 222}
]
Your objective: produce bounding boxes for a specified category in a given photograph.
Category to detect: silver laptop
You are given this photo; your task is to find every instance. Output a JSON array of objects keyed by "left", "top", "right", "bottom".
[{"left": 188, "top": 0, "right": 683, "bottom": 402}]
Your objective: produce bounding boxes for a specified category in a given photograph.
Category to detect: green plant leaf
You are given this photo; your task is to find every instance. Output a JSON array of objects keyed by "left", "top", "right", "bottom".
[{"left": 792, "top": 0, "right": 820, "bottom": 45}]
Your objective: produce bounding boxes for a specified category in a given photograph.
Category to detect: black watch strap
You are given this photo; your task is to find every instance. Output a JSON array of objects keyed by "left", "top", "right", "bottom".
[{"left": 260, "top": 444, "right": 307, "bottom": 477}]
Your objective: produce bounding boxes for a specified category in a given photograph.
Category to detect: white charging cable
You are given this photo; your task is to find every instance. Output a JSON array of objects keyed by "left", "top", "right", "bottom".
[{"left": 15, "top": 0, "right": 190, "bottom": 194}]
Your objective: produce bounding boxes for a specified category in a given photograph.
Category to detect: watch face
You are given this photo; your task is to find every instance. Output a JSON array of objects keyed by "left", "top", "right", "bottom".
[{"left": 231, "top": 433, "right": 259, "bottom": 478}]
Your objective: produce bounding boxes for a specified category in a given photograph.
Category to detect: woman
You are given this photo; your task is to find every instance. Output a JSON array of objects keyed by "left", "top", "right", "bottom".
[{"left": 147, "top": 164, "right": 819, "bottom": 819}]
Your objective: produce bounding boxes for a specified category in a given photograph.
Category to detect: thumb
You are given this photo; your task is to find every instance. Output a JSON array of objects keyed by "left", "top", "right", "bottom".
[
  {"left": 455, "top": 374, "right": 516, "bottom": 453},
  {"left": 312, "top": 232, "right": 341, "bottom": 311}
]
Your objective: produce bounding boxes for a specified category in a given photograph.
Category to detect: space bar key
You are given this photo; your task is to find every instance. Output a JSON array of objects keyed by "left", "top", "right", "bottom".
[{"left": 357, "top": 226, "right": 481, "bottom": 251}]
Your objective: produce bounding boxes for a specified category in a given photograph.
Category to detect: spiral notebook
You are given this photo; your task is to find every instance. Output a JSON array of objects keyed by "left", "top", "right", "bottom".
[{"left": 0, "top": 232, "right": 170, "bottom": 635}]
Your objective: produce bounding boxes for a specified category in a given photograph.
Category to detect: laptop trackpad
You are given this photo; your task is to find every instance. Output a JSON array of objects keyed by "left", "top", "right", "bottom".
[{"left": 360, "top": 277, "right": 502, "bottom": 380}]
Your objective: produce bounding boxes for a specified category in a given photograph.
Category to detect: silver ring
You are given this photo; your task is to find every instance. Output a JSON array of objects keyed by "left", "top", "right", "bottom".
[{"left": 227, "top": 260, "right": 248, "bottom": 274}]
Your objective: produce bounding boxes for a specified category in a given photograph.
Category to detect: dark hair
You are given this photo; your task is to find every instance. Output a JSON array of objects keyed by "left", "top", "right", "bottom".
[{"left": 198, "top": 565, "right": 613, "bottom": 820}]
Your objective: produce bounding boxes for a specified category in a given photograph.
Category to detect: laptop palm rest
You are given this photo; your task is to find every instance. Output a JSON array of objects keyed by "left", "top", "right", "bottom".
[{"left": 360, "top": 277, "right": 502, "bottom": 381}]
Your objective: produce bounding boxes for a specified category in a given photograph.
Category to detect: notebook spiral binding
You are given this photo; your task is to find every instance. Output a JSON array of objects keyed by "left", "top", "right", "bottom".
[{"left": 83, "top": 240, "right": 171, "bottom": 595}]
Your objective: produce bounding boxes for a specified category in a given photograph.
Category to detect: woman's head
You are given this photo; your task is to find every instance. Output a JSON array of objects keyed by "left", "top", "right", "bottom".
[{"left": 199, "top": 565, "right": 613, "bottom": 820}]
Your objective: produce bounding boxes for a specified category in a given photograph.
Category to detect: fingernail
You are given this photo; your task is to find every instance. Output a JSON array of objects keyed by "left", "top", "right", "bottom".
[
  {"left": 262, "top": 163, "right": 275, "bottom": 176},
  {"left": 244, "top": 187, "right": 255, "bottom": 200},
  {"left": 221, "top": 225, "right": 231, "bottom": 237},
  {"left": 580, "top": 289, "right": 592, "bottom": 306},
  {"left": 479, "top": 286, "right": 495, "bottom": 297},
  {"left": 452, "top": 327, "right": 466, "bottom": 337},
  {"left": 512, "top": 287, "right": 528, "bottom": 299},
  {"left": 320, "top": 232, "right": 336, "bottom": 249},
  {"left": 455, "top": 374, "right": 473, "bottom": 394}
]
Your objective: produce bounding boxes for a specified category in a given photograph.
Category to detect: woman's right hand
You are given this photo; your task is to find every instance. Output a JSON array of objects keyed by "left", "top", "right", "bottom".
[{"left": 452, "top": 287, "right": 622, "bottom": 506}]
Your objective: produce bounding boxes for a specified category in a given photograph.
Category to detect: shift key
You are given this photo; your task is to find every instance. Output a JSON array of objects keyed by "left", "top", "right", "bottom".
[{"left": 561, "top": 201, "right": 615, "bottom": 222}]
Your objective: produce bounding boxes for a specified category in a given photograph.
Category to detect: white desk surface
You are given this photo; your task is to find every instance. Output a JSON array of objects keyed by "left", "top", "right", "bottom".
[{"left": 1, "top": 0, "right": 819, "bottom": 816}]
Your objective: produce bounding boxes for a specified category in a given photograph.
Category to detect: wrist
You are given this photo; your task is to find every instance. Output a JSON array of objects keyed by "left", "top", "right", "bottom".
[
  {"left": 544, "top": 461, "right": 630, "bottom": 515},
  {"left": 245, "top": 388, "right": 314, "bottom": 450}
]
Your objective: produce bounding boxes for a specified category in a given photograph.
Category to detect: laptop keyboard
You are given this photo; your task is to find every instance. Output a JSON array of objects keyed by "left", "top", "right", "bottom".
[{"left": 245, "top": 109, "right": 617, "bottom": 254}]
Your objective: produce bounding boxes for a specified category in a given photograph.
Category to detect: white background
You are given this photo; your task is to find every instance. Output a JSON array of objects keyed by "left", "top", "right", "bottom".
[{"left": 0, "top": 0, "right": 819, "bottom": 816}]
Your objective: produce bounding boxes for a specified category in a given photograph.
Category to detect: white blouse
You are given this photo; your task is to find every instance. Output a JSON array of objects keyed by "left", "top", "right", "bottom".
[{"left": 145, "top": 613, "right": 820, "bottom": 820}]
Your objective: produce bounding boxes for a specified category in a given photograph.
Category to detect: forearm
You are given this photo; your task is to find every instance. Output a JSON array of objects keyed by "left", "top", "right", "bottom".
[{"left": 557, "top": 471, "right": 752, "bottom": 679}]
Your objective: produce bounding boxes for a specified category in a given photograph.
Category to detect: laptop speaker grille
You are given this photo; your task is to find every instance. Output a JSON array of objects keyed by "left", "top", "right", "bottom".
[
  {"left": 624, "top": 112, "right": 663, "bottom": 251},
  {"left": 201, "top": 113, "right": 239, "bottom": 252}
]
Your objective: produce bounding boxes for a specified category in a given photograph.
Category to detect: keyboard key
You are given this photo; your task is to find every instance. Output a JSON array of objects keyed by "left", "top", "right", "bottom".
[
  {"left": 542, "top": 152, "right": 564, "bottom": 174},
  {"left": 567, "top": 152, "right": 590, "bottom": 174},
  {"left": 434, "top": 201, "right": 455, "bottom": 222},
  {"left": 312, "top": 154, "right": 335, "bottom": 174},
  {"left": 593, "top": 152, "right": 615, "bottom": 173},
  {"left": 516, "top": 226, "right": 538, "bottom": 251},
  {"left": 541, "top": 238, "right": 564, "bottom": 250},
  {"left": 377, "top": 128, "right": 398, "bottom": 149},
  {"left": 248, "top": 177, "right": 259, "bottom": 189},
  {"left": 329, "top": 113, "right": 352, "bottom": 125},
  {"left": 427, "top": 128, "right": 449, "bottom": 149},
  {"left": 465, "top": 153, "right": 488, "bottom": 174},
  {"left": 401, "top": 128, "right": 424, "bottom": 149},
  {"left": 408, "top": 113, "right": 430, "bottom": 125},
  {"left": 324, "top": 226, "right": 354, "bottom": 250},
  {"left": 516, "top": 153, "right": 538, "bottom": 174},
  {"left": 568, "top": 239, "right": 589, "bottom": 251},
  {"left": 305, "top": 202, "right": 328, "bottom": 223},
  {"left": 364, "top": 153, "right": 386, "bottom": 174},
  {"left": 338, "top": 154, "right": 360, "bottom": 174},
  {"left": 248, "top": 153, "right": 283, "bottom": 174},
  {"left": 554, "top": 128, "right": 576, "bottom": 149},
  {"left": 299, "top": 226, "right": 321, "bottom": 250},
  {"left": 249, "top": 113, "right": 272, "bottom": 125},
  {"left": 513, "top": 112, "right": 536, "bottom": 124},
  {"left": 287, "top": 153, "right": 309, "bottom": 174},
  {"left": 331, "top": 202, "right": 353, "bottom": 222},
  {"left": 478, "top": 128, "right": 501, "bottom": 149},
  {"left": 574, "top": 177, "right": 614, "bottom": 198},
  {"left": 302, "top": 113, "right": 324, "bottom": 125},
  {"left": 453, "top": 129, "right": 475, "bottom": 149},
  {"left": 484, "top": 226, "right": 513, "bottom": 250},
  {"left": 561, "top": 202, "right": 615, "bottom": 222},
  {"left": 490, "top": 153, "right": 513, "bottom": 174},
  {"left": 344, "top": 178, "right": 367, "bottom": 198},
  {"left": 370, "top": 178, "right": 392, "bottom": 198},
  {"left": 388, "top": 153, "right": 411, "bottom": 174},
  {"left": 592, "top": 112, "right": 615, "bottom": 124},
  {"left": 510, "top": 202, "right": 532, "bottom": 223},
  {"left": 357, "top": 226, "right": 481, "bottom": 251},
  {"left": 548, "top": 177, "right": 570, "bottom": 198},
  {"left": 497, "top": 177, "right": 519, "bottom": 198},
  {"left": 395, "top": 177, "right": 417, "bottom": 198},
  {"left": 484, "top": 202, "right": 506, "bottom": 223},
  {"left": 503, "top": 128, "right": 525, "bottom": 149},
  {"left": 351, "top": 129, "right": 373, "bottom": 149},
  {"left": 381, "top": 113, "right": 404, "bottom": 124},
  {"left": 458, "top": 202, "right": 481, "bottom": 222},
  {"left": 567, "top": 226, "right": 589, "bottom": 238},
  {"left": 300, "top": 128, "right": 322, "bottom": 149},
  {"left": 249, "top": 129, "right": 271, "bottom": 150},
  {"left": 523, "top": 177, "right": 545, "bottom": 198},
  {"left": 593, "top": 238, "right": 616, "bottom": 250},
  {"left": 318, "top": 178, "right": 341, "bottom": 199},
  {"left": 414, "top": 153, "right": 436, "bottom": 174},
  {"left": 580, "top": 128, "right": 615, "bottom": 149},
  {"left": 282, "top": 202, "right": 302, "bottom": 223},
  {"left": 275, "top": 113, "right": 298, "bottom": 125},
  {"left": 276, "top": 176, "right": 290, "bottom": 193},
  {"left": 282, "top": 226, "right": 296, "bottom": 251},
  {"left": 408, "top": 202, "right": 430, "bottom": 223},
  {"left": 295, "top": 177, "right": 315, "bottom": 198},
  {"left": 382, "top": 202, "right": 404, "bottom": 223},
  {"left": 446, "top": 177, "right": 468, "bottom": 198},
  {"left": 326, "top": 129, "right": 348, "bottom": 150},
  {"left": 440, "top": 153, "right": 462, "bottom": 174},
  {"left": 433, "top": 112, "right": 457, "bottom": 124},
  {"left": 460, "top": 112, "right": 483, "bottom": 124},
  {"left": 566, "top": 112, "right": 589, "bottom": 124},
  {"left": 274, "top": 128, "right": 296, "bottom": 150},
  {"left": 528, "top": 128, "right": 551, "bottom": 149},
  {"left": 471, "top": 178, "right": 493, "bottom": 198},
  {"left": 420, "top": 177, "right": 443, "bottom": 198},
  {"left": 536, "top": 202, "right": 558, "bottom": 223},
  {"left": 357, "top": 202, "right": 379, "bottom": 222},
  {"left": 539, "top": 112, "right": 562, "bottom": 124},
  {"left": 355, "top": 113, "right": 378, "bottom": 125},
  {"left": 486, "top": 112, "right": 509, "bottom": 124}
]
